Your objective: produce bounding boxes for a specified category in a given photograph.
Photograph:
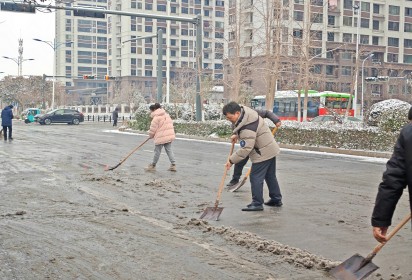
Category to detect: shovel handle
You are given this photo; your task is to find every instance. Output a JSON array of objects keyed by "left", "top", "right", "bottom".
[
  {"left": 369, "top": 212, "right": 411, "bottom": 259},
  {"left": 214, "top": 142, "right": 235, "bottom": 207},
  {"left": 108, "top": 137, "right": 150, "bottom": 171}
]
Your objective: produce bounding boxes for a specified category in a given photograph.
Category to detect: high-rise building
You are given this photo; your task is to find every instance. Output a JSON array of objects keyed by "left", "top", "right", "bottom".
[
  {"left": 56, "top": 0, "right": 224, "bottom": 104},
  {"left": 225, "top": 0, "right": 412, "bottom": 108},
  {"left": 56, "top": 0, "right": 109, "bottom": 105}
]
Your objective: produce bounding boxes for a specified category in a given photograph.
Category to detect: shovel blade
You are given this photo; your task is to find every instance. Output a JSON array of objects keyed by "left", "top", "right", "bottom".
[
  {"left": 329, "top": 254, "right": 379, "bottom": 280},
  {"left": 199, "top": 207, "right": 224, "bottom": 221},
  {"left": 228, "top": 177, "right": 247, "bottom": 192}
]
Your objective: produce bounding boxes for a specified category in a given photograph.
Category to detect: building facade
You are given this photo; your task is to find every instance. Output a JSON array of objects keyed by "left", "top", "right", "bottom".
[
  {"left": 55, "top": 0, "right": 225, "bottom": 105},
  {"left": 224, "top": 0, "right": 412, "bottom": 110}
]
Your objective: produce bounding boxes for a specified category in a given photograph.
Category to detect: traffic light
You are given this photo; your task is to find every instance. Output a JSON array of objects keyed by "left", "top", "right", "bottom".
[
  {"left": 104, "top": 75, "right": 116, "bottom": 80},
  {"left": 83, "top": 75, "right": 95, "bottom": 80}
]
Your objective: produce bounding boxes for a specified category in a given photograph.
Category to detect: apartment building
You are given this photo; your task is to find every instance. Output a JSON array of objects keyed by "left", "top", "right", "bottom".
[
  {"left": 55, "top": 0, "right": 224, "bottom": 104},
  {"left": 55, "top": 0, "right": 109, "bottom": 105},
  {"left": 107, "top": 0, "right": 224, "bottom": 102},
  {"left": 225, "top": 0, "right": 412, "bottom": 108}
]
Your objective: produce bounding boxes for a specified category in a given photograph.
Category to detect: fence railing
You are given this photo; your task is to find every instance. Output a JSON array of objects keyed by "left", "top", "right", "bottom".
[{"left": 84, "top": 115, "right": 133, "bottom": 123}]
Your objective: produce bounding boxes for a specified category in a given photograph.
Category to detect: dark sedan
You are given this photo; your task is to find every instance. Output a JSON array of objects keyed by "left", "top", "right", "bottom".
[{"left": 37, "top": 109, "right": 84, "bottom": 125}]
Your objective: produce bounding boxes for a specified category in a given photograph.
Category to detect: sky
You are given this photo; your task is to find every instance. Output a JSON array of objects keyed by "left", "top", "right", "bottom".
[{"left": 0, "top": 7, "right": 55, "bottom": 77}]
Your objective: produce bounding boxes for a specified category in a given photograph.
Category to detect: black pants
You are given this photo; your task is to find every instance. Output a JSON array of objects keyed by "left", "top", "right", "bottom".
[
  {"left": 2, "top": 125, "right": 12, "bottom": 140},
  {"left": 249, "top": 157, "right": 282, "bottom": 206},
  {"left": 231, "top": 156, "right": 249, "bottom": 181},
  {"left": 113, "top": 119, "right": 118, "bottom": 126}
]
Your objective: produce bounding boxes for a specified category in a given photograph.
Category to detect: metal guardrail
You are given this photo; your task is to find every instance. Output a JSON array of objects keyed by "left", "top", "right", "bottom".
[{"left": 84, "top": 115, "right": 133, "bottom": 122}]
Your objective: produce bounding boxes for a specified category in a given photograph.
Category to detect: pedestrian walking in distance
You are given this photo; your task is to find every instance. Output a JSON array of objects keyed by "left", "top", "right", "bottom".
[
  {"left": 223, "top": 101, "right": 282, "bottom": 211},
  {"left": 112, "top": 107, "right": 119, "bottom": 127},
  {"left": 371, "top": 106, "right": 412, "bottom": 243},
  {"left": 145, "top": 103, "right": 177, "bottom": 172},
  {"left": 1, "top": 104, "right": 14, "bottom": 141}
]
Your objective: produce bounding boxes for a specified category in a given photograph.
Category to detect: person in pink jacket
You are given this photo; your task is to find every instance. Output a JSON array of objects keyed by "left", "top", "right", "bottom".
[{"left": 145, "top": 103, "right": 177, "bottom": 172}]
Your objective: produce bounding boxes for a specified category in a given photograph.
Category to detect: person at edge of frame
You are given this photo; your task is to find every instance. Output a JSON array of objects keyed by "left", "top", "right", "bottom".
[{"left": 372, "top": 106, "right": 412, "bottom": 243}]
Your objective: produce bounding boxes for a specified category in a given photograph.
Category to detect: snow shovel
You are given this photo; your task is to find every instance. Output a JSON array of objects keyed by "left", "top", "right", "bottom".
[
  {"left": 200, "top": 142, "right": 235, "bottom": 221},
  {"left": 330, "top": 212, "right": 411, "bottom": 280},
  {"left": 228, "top": 126, "right": 279, "bottom": 192},
  {"left": 105, "top": 137, "right": 150, "bottom": 171}
]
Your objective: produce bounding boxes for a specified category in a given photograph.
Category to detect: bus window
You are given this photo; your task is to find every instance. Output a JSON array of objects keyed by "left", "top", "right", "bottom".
[
  {"left": 285, "top": 102, "right": 290, "bottom": 112},
  {"left": 333, "top": 101, "right": 341, "bottom": 109},
  {"left": 290, "top": 101, "right": 296, "bottom": 112},
  {"left": 273, "top": 102, "right": 279, "bottom": 113}
]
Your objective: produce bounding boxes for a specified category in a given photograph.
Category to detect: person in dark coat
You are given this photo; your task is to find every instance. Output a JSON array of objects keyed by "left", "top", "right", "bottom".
[
  {"left": 1, "top": 105, "right": 14, "bottom": 141},
  {"left": 371, "top": 106, "right": 412, "bottom": 243},
  {"left": 112, "top": 107, "right": 119, "bottom": 127}
]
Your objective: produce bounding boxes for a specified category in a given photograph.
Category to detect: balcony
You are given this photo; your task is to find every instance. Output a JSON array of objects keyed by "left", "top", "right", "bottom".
[{"left": 244, "top": 22, "right": 254, "bottom": 29}]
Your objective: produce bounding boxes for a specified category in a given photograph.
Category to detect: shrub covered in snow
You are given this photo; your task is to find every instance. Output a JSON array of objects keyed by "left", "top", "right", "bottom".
[
  {"left": 128, "top": 102, "right": 403, "bottom": 152},
  {"left": 366, "top": 99, "right": 411, "bottom": 132}
]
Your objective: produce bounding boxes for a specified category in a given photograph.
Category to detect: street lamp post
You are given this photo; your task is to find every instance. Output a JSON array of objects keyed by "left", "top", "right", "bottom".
[
  {"left": 122, "top": 30, "right": 164, "bottom": 103},
  {"left": 353, "top": 3, "right": 360, "bottom": 118},
  {"left": 361, "top": 53, "right": 374, "bottom": 119},
  {"left": 2, "top": 56, "right": 34, "bottom": 76},
  {"left": 33, "top": 38, "right": 73, "bottom": 109}
]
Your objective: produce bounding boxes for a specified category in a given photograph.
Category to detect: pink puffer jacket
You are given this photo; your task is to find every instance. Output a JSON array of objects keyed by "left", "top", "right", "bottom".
[{"left": 148, "top": 108, "right": 176, "bottom": 145}]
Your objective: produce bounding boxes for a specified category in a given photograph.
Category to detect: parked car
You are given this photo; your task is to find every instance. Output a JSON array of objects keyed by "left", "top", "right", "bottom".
[
  {"left": 310, "top": 115, "right": 361, "bottom": 123},
  {"left": 37, "top": 109, "right": 84, "bottom": 125}
]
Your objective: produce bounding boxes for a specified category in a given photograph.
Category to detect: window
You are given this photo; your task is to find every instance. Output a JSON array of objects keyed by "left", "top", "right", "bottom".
[
  {"left": 182, "top": 7, "right": 188, "bottom": 14},
  {"left": 373, "top": 4, "right": 380, "bottom": 14},
  {"left": 326, "top": 65, "right": 336, "bottom": 75},
  {"left": 388, "top": 37, "right": 399, "bottom": 47},
  {"left": 311, "top": 13, "right": 323, "bottom": 23},
  {"left": 343, "top": 33, "right": 352, "bottom": 42},
  {"left": 388, "top": 21, "right": 399, "bottom": 31},
  {"left": 387, "top": 53, "right": 398, "bottom": 62},
  {"left": 360, "top": 35, "right": 369, "bottom": 44},
  {"left": 389, "top": 5, "right": 400, "bottom": 15},
  {"left": 310, "top": 64, "right": 322, "bottom": 74},
  {"left": 361, "top": 2, "right": 369, "bottom": 12},
  {"left": 372, "top": 36, "right": 379, "bottom": 45},
  {"left": 341, "top": 66, "right": 352, "bottom": 76},
  {"left": 343, "top": 0, "right": 353, "bottom": 10},
  {"left": 341, "top": 52, "right": 352, "bottom": 60},
  {"left": 293, "top": 11, "right": 304, "bottom": 21},
  {"left": 293, "top": 29, "right": 303, "bottom": 38},
  {"left": 404, "top": 55, "right": 412, "bottom": 64},
  {"left": 405, "top": 23, "right": 412, "bottom": 32},
  {"left": 343, "top": 16, "right": 352, "bottom": 26},
  {"left": 215, "top": 11, "right": 224, "bottom": 17},
  {"left": 145, "top": 70, "right": 152, "bottom": 76},
  {"left": 361, "top": 18, "right": 369, "bottom": 28},
  {"left": 326, "top": 50, "right": 334, "bottom": 59},
  {"left": 327, "top": 32, "right": 335, "bottom": 42},
  {"left": 406, "top": 8, "right": 412, "bottom": 17},
  {"left": 157, "top": 4, "right": 166, "bottom": 11},
  {"left": 405, "top": 39, "right": 412, "bottom": 48},
  {"left": 310, "top": 30, "right": 322, "bottom": 40},
  {"left": 145, "top": 59, "right": 152, "bottom": 66},
  {"left": 328, "top": 15, "right": 335, "bottom": 26},
  {"left": 373, "top": 20, "right": 379, "bottom": 30},
  {"left": 145, "top": 26, "right": 153, "bottom": 32},
  {"left": 311, "top": 0, "right": 323, "bottom": 6},
  {"left": 145, "top": 3, "right": 152, "bottom": 10}
]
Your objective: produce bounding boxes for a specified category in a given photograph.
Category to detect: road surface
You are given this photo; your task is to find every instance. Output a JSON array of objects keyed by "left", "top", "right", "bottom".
[{"left": 0, "top": 121, "right": 410, "bottom": 280}]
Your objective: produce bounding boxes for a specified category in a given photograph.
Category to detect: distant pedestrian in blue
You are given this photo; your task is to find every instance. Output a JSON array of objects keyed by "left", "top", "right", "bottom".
[{"left": 1, "top": 105, "right": 14, "bottom": 141}]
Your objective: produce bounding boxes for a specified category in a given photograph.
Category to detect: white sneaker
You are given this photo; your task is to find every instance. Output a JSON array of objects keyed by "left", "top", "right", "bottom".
[
  {"left": 145, "top": 164, "right": 156, "bottom": 171},
  {"left": 168, "top": 164, "right": 176, "bottom": 172}
]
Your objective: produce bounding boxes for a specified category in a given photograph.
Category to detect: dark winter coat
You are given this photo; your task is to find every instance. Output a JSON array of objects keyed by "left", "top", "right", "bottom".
[
  {"left": 371, "top": 123, "right": 412, "bottom": 227},
  {"left": 229, "top": 106, "right": 280, "bottom": 164},
  {"left": 1, "top": 106, "right": 14, "bottom": 126},
  {"left": 112, "top": 109, "right": 119, "bottom": 120}
]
